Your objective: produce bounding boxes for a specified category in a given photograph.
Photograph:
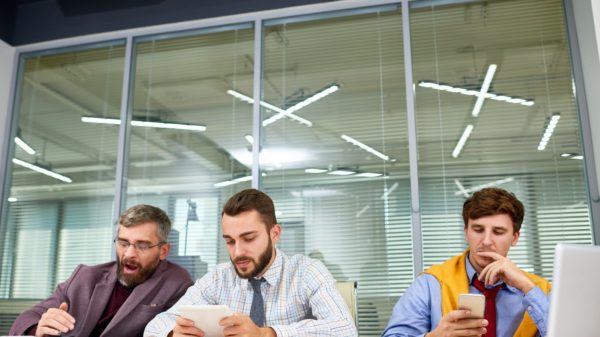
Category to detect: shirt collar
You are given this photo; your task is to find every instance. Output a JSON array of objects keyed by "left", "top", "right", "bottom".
[
  {"left": 261, "top": 248, "right": 283, "bottom": 286},
  {"left": 465, "top": 251, "right": 519, "bottom": 293}
]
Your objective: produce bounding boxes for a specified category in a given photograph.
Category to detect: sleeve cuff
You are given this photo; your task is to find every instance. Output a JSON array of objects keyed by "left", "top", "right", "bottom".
[
  {"left": 523, "top": 286, "right": 549, "bottom": 335},
  {"left": 270, "top": 325, "right": 295, "bottom": 337}
]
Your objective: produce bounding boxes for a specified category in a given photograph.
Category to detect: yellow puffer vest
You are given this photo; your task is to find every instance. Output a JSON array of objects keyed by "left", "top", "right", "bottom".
[{"left": 424, "top": 250, "right": 551, "bottom": 337}]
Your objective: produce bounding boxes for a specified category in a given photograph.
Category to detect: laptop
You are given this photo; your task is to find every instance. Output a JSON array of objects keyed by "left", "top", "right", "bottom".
[{"left": 547, "top": 243, "right": 600, "bottom": 337}]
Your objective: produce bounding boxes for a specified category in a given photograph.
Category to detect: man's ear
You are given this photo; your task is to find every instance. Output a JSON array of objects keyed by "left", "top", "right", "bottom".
[
  {"left": 159, "top": 243, "right": 171, "bottom": 260},
  {"left": 270, "top": 224, "right": 281, "bottom": 244},
  {"left": 511, "top": 231, "right": 520, "bottom": 246}
]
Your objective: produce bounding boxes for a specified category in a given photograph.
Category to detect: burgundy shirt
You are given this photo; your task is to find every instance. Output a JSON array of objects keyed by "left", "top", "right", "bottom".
[{"left": 26, "top": 282, "right": 133, "bottom": 337}]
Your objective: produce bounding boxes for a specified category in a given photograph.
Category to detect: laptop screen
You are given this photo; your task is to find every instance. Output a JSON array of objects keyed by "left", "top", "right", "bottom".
[{"left": 547, "top": 243, "right": 600, "bottom": 337}]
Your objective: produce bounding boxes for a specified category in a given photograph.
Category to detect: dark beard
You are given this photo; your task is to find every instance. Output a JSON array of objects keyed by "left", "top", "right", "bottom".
[
  {"left": 232, "top": 238, "right": 273, "bottom": 279},
  {"left": 117, "top": 256, "right": 160, "bottom": 287}
]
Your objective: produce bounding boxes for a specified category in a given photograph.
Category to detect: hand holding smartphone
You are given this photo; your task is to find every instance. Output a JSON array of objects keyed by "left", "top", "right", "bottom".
[{"left": 458, "top": 293, "right": 485, "bottom": 318}]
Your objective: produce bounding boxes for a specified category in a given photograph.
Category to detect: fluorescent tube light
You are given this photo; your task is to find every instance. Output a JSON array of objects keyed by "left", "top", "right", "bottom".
[
  {"left": 454, "top": 177, "right": 514, "bottom": 196},
  {"left": 355, "top": 172, "right": 383, "bottom": 178},
  {"left": 328, "top": 170, "right": 355, "bottom": 176},
  {"left": 341, "top": 134, "right": 390, "bottom": 161},
  {"left": 285, "top": 85, "right": 339, "bottom": 115},
  {"left": 571, "top": 155, "right": 583, "bottom": 160},
  {"left": 418, "top": 80, "right": 534, "bottom": 109},
  {"left": 227, "top": 86, "right": 339, "bottom": 128},
  {"left": 14, "top": 137, "right": 36, "bottom": 155},
  {"left": 131, "top": 120, "right": 206, "bottom": 131},
  {"left": 8, "top": 197, "right": 17, "bottom": 202},
  {"left": 81, "top": 116, "right": 206, "bottom": 132},
  {"left": 356, "top": 205, "right": 370, "bottom": 218},
  {"left": 227, "top": 90, "right": 313, "bottom": 127},
  {"left": 380, "top": 182, "right": 399, "bottom": 200},
  {"left": 81, "top": 116, "right": 121, "bottom": 125},
  {"left": 214, "top": 175, "right": 253, "bottom": 188},
  {"left": 472, "top": 64, "right": 497, "bottom": 117},
  {"left": 213, "top": 180, "right": 238, "bottom": 188},
  {"left": 537, "top": 113, "right": 560, "bottom": 151},
  {"left": 305, "top": 168, "right": 328, "bottom": 173},
  {"left": 245, "top": 134, "right": 254, "bottom": 144},
  {"left": 227, "top": 89, "right": 312, "bottom": 127},
  {"left": 452, "top": 125, "right": 474, "bottom": 158},
  {"left": 262, "top": 85, "right": 338, "bottom": 125},
  {"left": 454, "top": 179, "right": 469, "bottom": 198},
  {"left": 12, "top": 158, "right": 72, "bottom": 183}
]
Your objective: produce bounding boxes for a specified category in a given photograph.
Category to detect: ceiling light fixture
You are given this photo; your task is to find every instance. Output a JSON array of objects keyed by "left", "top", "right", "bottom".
[
  {"left": 8, "top": 197, "right": 17, "bottom": 202},
  {"left": 380, "top": 182, "right": 399, "bottom": 200},
  {"left": 537, "top": 113, "right": 560, "bottom": 151},
  {"left": 245, "top": 134, "right": 254, "bottom": 145},
  {"left": 14, "top": 137, "right": 36, "bottom": 155},
  {"left": 328, "top": 169, "right": 356, "bottom": 176},
  {"left": 452, "top": 124, "right": 474, "bottom": 158},
  {"left": 12, "top": 158, "right": 72, "bottom": 183},
  {"left": 227, "top": 89, "right": 313, "bottom": 127},
  {"left": 214, "top": 173, "right": 265, "bottom": 188},
  {"left": 227, "top": 85, "right": 339, "bottom": 128},
  {"left": 419, "top": 81, "right": 534, "bottom": 110},
  {"left": 471, "top": 64, "right": 498, "bottom": 117},
  {"left": 454, "top": 179, "right": 469, "bottom": 198},
  {"left": 81, "top": 116, "right": 207, "bottom": 132},
  {"left": 453, "top": 177, "right": 515, "bottom": 196},
  {"left": 355, "top": 172, "right": 383, "bottom": 178},
  {"left": 264, "top": 84, "right": 339, "bottom": 125},
  {"left": 341, "top": 134, "right": 390, "bottom": 161},
  {"left": 305, "top": 168, "right": 328, "bottom": 173},
  {"left": 356, "top": 205, "right": 370, "bottom": 218}
]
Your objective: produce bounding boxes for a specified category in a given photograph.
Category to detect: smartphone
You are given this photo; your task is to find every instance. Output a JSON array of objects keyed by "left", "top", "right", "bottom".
[{"left": 458, "top": 293, "right": 485, "bottom": 318}]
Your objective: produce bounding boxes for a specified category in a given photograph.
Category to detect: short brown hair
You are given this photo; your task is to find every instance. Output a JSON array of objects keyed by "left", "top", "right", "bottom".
[
  {"left": 118, "top": 204, "right": 172, "bottom": 242},
  {"left": 222, "top": 189, "right": 277, "bottom": 231},
  {"left": 462, "top": 187, "right": 524, "bottom": 233}
]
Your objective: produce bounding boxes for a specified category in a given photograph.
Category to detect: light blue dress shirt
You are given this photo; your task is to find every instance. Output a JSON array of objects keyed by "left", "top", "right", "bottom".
[
  {"left": 144, "top": 249, "right": 357, "bottom": 337},
  {"left": 382, "top": 253, "right": 549, "bottom": 337}
]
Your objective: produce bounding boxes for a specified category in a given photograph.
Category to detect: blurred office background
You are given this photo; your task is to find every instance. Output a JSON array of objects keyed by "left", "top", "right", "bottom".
[{"left": 1, "top": 0, "right": 599, "bottom": 335}]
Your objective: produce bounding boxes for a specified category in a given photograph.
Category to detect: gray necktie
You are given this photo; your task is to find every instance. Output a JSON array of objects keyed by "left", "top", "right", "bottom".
[{"left": 249, "top": 277, "right": 266, "bottom": 327}]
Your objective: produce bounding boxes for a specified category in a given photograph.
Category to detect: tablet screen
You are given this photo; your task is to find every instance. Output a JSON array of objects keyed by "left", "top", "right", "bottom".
[{"left": 178, "top": 305, "right": 233, "bottom": 337}]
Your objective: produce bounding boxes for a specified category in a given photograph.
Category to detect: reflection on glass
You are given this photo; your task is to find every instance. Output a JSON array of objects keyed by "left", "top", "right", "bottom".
[
  {"left": 1, "top": 43, "right": 126, "bottom": 298},
  {"left": 261, "top": 8, "right": 410, "bottom": 336},
  {"left": 412, "top": 0, "right": 592, "bottom": 278},
  {"left": 126, "top": 27, "right": 255, "bottom": 275}
]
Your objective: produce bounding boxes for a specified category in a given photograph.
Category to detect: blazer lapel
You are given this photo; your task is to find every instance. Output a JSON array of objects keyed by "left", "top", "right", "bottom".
[{"left": 78, "top": 265, "right": 117, "bottom": 337}]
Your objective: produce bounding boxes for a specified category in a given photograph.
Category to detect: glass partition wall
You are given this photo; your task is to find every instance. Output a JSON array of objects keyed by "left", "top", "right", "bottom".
[
  {"left": 0, "top": 0, "right": 595, "bottom": 335},
  {"left": 260, "top": 7, "right": 412, "bottom": 334},
  {"left": 411, "top": 0, "right": 592, "bottom": 278}
]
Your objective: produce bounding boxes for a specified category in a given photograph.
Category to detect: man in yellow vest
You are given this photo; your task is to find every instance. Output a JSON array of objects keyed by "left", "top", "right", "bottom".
[{"left": 383, "top": 187, "right": 550, "bottom": 337}]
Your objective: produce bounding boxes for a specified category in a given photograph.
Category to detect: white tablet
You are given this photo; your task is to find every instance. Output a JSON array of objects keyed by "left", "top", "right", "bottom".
[{"left": 178, "top": 305, "right": 233, "bottom": 337}]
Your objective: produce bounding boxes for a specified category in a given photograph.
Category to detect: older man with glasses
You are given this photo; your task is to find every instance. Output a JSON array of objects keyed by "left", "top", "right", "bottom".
[{"left": 10, "top": 204, "right": 193, "bottom": 337}]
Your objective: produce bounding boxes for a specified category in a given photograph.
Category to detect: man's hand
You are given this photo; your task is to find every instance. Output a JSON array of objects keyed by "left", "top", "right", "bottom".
[
  {"left": 35, "top": 302, "right": 75, "bottom": 337},
  {"left": 219, "top": 314, "right": 275, "bottom": 337},
  {"left": 426, "top": 309, "right": 487, "bottom": 337},
  {"left": 477, "top": 251, "right": 535, "bottom": 293},
  {"left": 172, "top": 316, "right": 205, "bottom": 337}
]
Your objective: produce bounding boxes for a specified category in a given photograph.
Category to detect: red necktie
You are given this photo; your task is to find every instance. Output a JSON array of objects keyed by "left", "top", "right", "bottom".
[{"left": 472, "top": 277, "right": 501, "bottom": 337}]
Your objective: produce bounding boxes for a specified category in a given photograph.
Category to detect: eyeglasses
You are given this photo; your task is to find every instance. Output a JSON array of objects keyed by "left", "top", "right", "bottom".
[{"left": 114, "top": 238, "right": 164, "bottom": 252}]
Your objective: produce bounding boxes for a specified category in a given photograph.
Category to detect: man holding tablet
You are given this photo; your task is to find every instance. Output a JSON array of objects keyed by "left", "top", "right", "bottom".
[
  {"left": 382, "top": 188, "right": 551, "bottom": 337},
  {"left": 10, "top": 204, "right": 193, "bottom": 337},
  {"left": 145, "top": 189, "right": 357, "bottom": 337}
]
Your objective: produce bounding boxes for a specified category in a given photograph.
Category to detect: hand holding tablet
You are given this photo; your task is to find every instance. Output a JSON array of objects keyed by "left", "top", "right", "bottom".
[{"left": 178, "top": 305, "right": 233, "bottom": 337}]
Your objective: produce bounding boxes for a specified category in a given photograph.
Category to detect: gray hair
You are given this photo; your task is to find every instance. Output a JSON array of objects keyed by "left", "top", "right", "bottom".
[{"left": 118, "top": 204, "right": 171, "bottom": 242}]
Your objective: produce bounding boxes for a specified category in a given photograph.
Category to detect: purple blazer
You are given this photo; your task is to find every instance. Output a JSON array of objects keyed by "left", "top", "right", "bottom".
[{"left": 9, "top": 259, "right": 193, "bottom": 337}]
